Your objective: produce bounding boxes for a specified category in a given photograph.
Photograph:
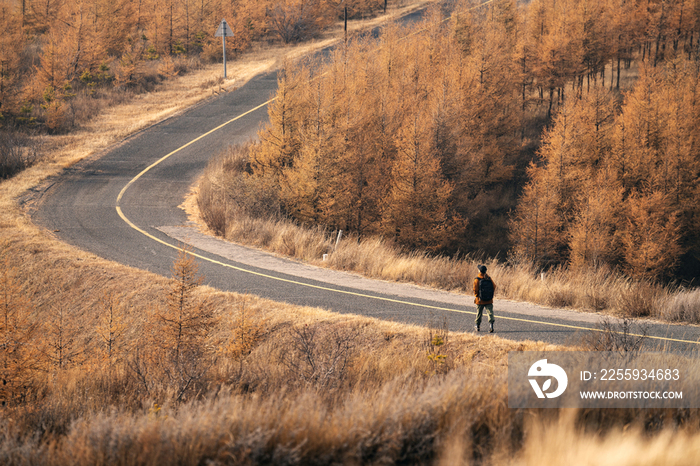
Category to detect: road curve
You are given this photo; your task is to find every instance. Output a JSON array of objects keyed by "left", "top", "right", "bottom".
[{"left": 32, "top": 16, "right": 700, "bottom": 353}]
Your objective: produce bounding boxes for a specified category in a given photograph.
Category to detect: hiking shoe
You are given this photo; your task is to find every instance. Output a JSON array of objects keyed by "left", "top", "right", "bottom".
[
  {"left": 489, "top": 323, "right": 494, "bottom": 333},
  {"left": 475, "top": 325, "right": 480, "bottom": 332}
]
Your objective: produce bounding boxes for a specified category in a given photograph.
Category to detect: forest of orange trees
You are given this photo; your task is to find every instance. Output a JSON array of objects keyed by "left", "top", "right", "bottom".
[
  {"left": 229, "top": 0, "right": 700, "bottom": 282},
  {"left": 0, "top": 0, "right": 387, "bottom": 132}
]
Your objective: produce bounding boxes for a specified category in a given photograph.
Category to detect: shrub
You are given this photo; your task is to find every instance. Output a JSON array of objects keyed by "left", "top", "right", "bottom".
[
  {"left": 0, "top": 130, "right": 40, "bottom": 179},
  {"left": 281, "top": 322, "right": 360, "bottom": 389},
  {"left": 616, "top": 280, "right": 662, "bottom": 318},
  {"left": 198, "top": 143, "right": 282, "bottom": 238},
  {"left": 660, "top": 288, "right": 700, "bottom": 323},
  {"left": 581, "top": 317, "right": 648, "bottom": 353}
]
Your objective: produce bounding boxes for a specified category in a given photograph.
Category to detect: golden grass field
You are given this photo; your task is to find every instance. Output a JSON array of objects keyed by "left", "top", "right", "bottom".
[{"left": 3, "top": 1, "right": 700, "bottom": 464}]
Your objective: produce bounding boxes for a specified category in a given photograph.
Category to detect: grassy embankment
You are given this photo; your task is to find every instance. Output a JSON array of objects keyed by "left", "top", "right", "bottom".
[{"left": 3, "top": 215, "right": 700, "bottom": 464}]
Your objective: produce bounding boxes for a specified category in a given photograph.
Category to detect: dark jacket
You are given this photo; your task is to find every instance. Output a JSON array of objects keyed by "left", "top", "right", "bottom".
[{"left": 473, "top": 273, "right": 496, "bottom": 305}]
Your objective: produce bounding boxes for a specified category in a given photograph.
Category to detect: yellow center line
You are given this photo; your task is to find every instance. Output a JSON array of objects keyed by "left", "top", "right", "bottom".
[
  {"left": 113, "top": 3, "right": 700, "bottom": 349},
  {"left": 116, "top": 99, "right": 274, "bottom": 204},
  {"left": 116, "top": 191, "right": 699, "bottom": 346}
]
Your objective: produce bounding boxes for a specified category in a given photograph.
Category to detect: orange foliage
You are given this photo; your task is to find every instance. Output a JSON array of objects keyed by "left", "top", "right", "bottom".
[
  {"left": 250, "top": 7, "right": 519, "bottom": 251},
  {"left": 0, "top": 248, "right": 39, "bottom": 406},
  {"left": 512, "top": 57, "right": 700, "bottom": 280},
  {"left": 0, "top": 0, "right": 384, "bottom": 130}
]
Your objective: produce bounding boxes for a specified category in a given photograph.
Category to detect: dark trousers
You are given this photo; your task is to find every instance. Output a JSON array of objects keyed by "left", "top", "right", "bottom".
[{"left": 475, "top": 304, "right": 494, "bottom": 326}]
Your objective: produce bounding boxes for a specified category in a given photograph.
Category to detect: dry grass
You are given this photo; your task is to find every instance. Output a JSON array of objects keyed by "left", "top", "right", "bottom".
[
  {"left": 2, "top": 1, "right": 699, "bottom": 462},
  {"left": 514, "top": 411, "right": 700, "bottom": 466},
  {"left": 5, "top": 183, "right": 697, "bottom": 464},
  {"left": 662, "top": 288, "right": 700, "bottom": 323},
  {"left": 1, "top": 208, "right": 562, "bottom": 463}
]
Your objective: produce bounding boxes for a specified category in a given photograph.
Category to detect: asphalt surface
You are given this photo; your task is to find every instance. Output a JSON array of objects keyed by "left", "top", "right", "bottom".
[{"left": 31, "top": 13, "right": 700, "bottom": 354}]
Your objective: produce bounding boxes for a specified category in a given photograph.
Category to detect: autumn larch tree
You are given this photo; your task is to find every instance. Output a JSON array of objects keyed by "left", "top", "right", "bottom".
[
  {"left": 96, "top": 291, "right": 128, "bottom": 368},
  {"left": 152, "top": 246, "right": 217, "bottom": 401},
  {"left": 567, "top": 171, "right": 624, "bottom": 270},
  {"left": 620, "top": 190, "right": 683, "bottom": 281},
  {"left": 509, "top": 164, "right": 563, "bottom": 266},
  {"left": 382, "top": 104, "right": 455, "bottom": 251},
  {"left": 0, "top": 251, "right": 38, "bottom": 406},
  {"left": 251, "top": 59, "right": 306, "bottom": 180},
  {"left": 43, "top": 303, "right": 84, "bottom": 371},
  {"left": 0, "top": 4, "right": 23, "bottom": 119}
]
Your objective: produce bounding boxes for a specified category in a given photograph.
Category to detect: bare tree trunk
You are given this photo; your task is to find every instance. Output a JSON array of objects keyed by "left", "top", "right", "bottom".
[{"left": 169, "top": 3, "right": 174, "bottom": 55}]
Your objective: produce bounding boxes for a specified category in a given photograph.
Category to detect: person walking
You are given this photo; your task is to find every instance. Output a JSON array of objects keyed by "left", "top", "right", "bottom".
[{"left": 474, "top": 265, "right": 496, "bottom": 333}]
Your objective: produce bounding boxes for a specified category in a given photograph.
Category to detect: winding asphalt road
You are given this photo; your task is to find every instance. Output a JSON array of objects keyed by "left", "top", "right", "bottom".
[{"left": 30, "top": 12, "right": 700, "bottom": 353}]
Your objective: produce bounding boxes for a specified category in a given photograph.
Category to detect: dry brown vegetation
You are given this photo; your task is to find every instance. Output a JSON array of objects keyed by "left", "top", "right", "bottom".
[
  {"left": 0, "top": 0, "right": 427, "bottom": 183},
  {"left": 0, "top": 0, "right": 399, "bottom": 134},
  {"left": 4, "top": 224, "right": 700, "bottom": 464},
  {"left": 2, "top": 0, "right": 700, "bottom": 463},
  {"left": 196, "top": 138, "right": 700, "bottom": 323},
  {"left": 197, "top": 0, "right": 700, "bottom": 323},
  {"left": 230, "top": 0, "right": 700, "bottom": 271}
]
